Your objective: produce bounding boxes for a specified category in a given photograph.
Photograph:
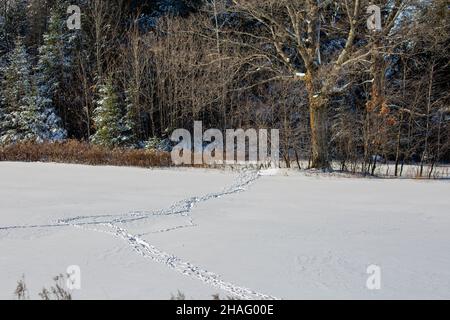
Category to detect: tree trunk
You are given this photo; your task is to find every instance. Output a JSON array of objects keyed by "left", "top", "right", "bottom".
[{"left": 309, "top": 95, "right": 330, "bottom": 169}]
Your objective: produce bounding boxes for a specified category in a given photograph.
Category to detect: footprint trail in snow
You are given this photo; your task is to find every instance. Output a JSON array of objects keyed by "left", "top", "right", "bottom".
[{"left": 0, "top": 169, "right": 279, "bottom": 300}]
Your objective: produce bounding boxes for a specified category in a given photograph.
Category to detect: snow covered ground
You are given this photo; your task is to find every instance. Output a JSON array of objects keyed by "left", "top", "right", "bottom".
[{"left": 0, "top": 162, "right": 449, "bottom": 300}]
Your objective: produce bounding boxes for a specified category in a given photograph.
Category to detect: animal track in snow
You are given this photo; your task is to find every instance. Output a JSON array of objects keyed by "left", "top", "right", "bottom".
[{"left": 0, "top": 169, "right": 278, "bottom": 300}]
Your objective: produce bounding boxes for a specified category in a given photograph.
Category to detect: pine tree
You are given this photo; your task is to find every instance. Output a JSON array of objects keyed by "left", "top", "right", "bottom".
[
  {"left": 0, "top": 37, "right": 66, "bottom": 144},
  {"left": 36, "top": 9, "right": 63, "bottom": 103},
  {"left": 0, "top": 39, "right": 42, "bottom": 144},
  {"left": 35, "top": 7, "right": 70, "bottom": 141},
  {"left": 91, "top": 78, "right": 124, "bottom": 148}
]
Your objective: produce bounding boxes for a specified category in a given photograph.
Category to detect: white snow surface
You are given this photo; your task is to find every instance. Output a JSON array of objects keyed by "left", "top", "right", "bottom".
[{"left": 0, "top": 162, "right": 449, "bottom": 300}]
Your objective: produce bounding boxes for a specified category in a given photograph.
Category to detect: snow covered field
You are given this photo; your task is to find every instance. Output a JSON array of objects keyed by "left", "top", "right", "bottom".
[{"left": 0, "top": 162, "right": 449, "bottom": 300}]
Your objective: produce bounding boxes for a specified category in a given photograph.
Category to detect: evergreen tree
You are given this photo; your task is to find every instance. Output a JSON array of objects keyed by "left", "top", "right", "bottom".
[
  {"left": 91, "top": 78, "right": 124, "bottom": 148},
  {"left": 36, "top": 9, "right": 63, "bottom": 101},
  {"left": 0, "top": 37, "right": 66, "bottom": 144},
  {"left": 35, "top": 7, "right": 71, "bottom": 141},
  {"left": 0, "top": 39, "right": 42, "bottom": 144}
]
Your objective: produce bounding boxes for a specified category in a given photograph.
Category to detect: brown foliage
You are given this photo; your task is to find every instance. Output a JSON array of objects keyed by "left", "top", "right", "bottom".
[{"left": 0, "top": 140, "right": 172, "bottom": 168}]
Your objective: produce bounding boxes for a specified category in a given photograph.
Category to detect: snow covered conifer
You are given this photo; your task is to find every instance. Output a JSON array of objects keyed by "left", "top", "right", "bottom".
[
  {"left": 0, "top": 36, "right": 66, "bottom": 144},
  {"left": 36, "top": 9, "right": 63, "bottom": 104},
  {"left": 0, "top": 38, "right": 42, "bottom": 144},
  {"left": 35, "top": 7, "right": 69, "bottom": 141},
  {"left": 91, "top": 78, "right": 124, "bottom": 148}
]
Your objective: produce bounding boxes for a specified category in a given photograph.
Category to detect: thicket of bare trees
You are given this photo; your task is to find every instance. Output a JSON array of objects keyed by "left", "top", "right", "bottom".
[{"left": 0, "top": 0, "right": 448, "bottom": 175}]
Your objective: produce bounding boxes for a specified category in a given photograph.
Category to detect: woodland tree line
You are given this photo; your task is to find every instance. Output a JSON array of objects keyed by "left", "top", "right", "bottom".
[{"left": 0, "top": 0, "right": 449, "bottom": 175}]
